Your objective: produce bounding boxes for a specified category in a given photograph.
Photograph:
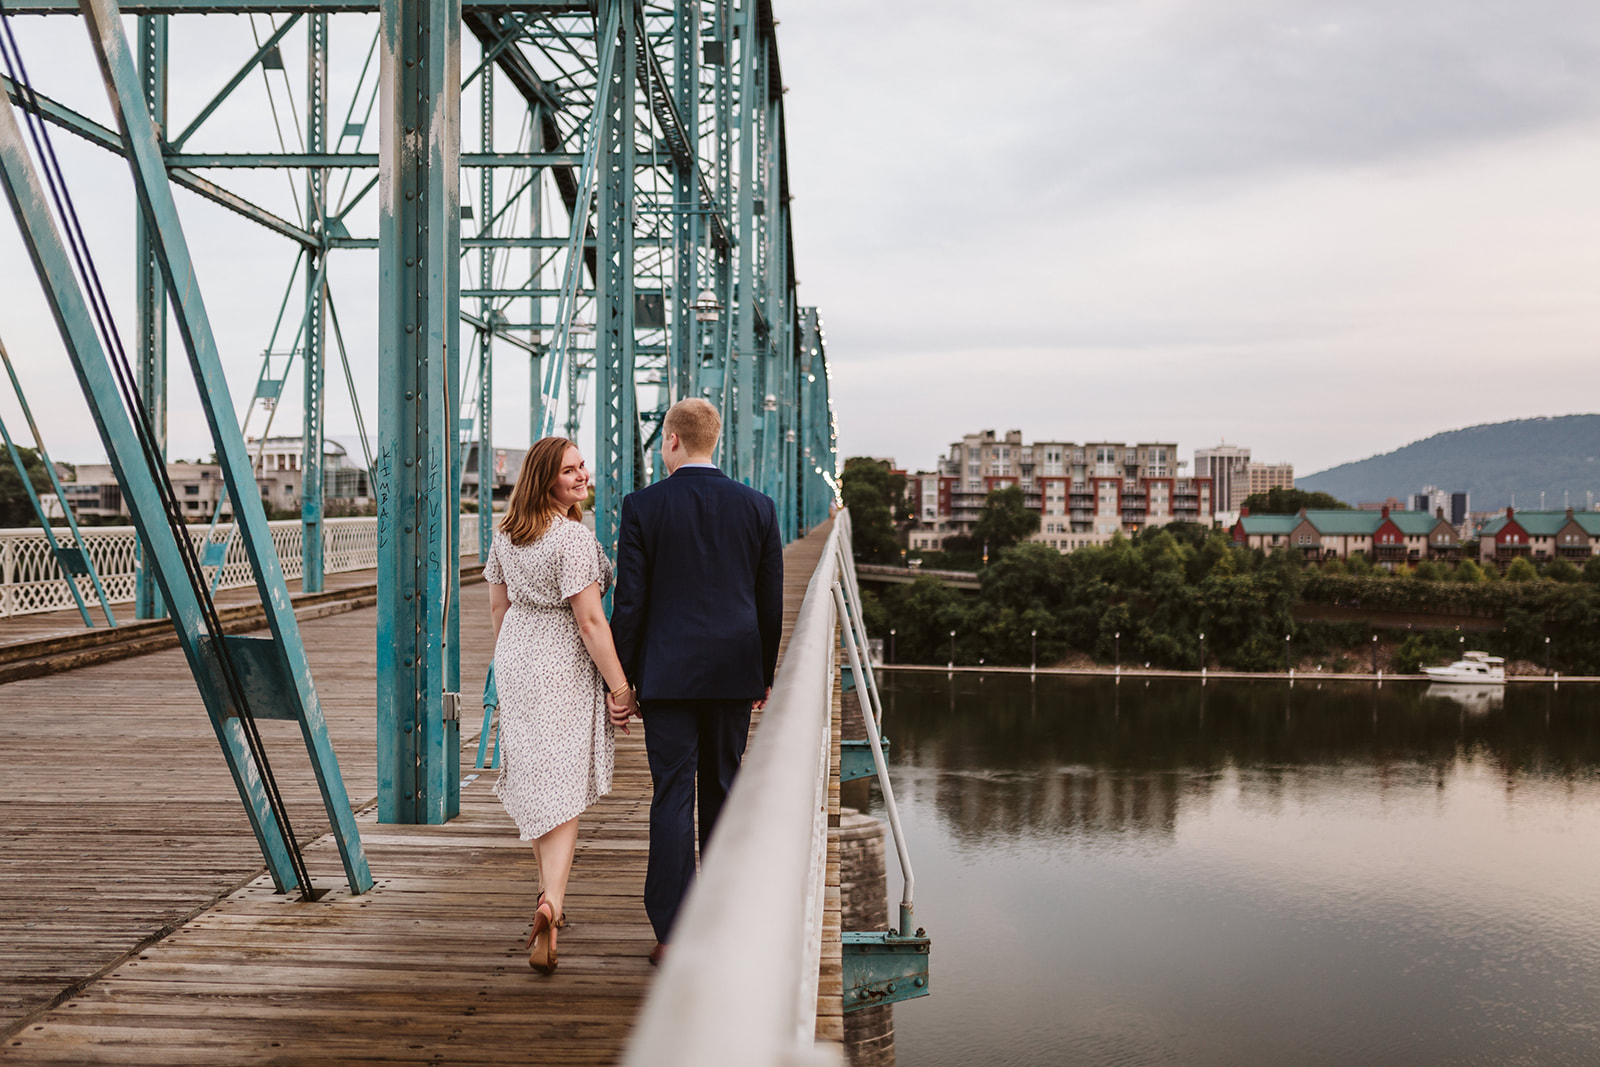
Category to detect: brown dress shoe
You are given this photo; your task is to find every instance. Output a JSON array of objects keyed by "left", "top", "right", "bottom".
[{"left": 648, "top": 942, "right": 667, "bottom": 967}]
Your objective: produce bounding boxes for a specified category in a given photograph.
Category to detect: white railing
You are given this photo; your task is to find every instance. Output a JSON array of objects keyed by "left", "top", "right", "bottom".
[
  {"left": 626, "top": 510, "right": 916, "bottom": 1066},
  {"left": 0, "top": 514, "right": 484, "bottom": 619}
]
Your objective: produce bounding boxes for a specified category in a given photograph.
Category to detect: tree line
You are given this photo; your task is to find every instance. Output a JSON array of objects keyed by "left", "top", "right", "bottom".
[{"left": 842, "top": 457, "right": 1600, "bottom": 674}]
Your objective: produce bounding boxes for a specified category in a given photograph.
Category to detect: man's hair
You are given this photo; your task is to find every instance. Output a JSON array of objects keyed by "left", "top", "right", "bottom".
[{"left": 663, "top": 398, "right": 721, "bottom": 456}]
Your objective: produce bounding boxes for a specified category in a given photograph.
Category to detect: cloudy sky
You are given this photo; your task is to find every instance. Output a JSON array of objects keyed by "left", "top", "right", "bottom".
[
  {"left": 2, "top": 1, "right": 1599, "bottom": 478},
  {"left": 779, "top": 0, "right": 1600, "bottom": 475}
]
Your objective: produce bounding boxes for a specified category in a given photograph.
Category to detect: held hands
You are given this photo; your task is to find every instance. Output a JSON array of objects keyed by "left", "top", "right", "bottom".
[{"left": 606, "top": 684, "right": 638, "bottom": 734}]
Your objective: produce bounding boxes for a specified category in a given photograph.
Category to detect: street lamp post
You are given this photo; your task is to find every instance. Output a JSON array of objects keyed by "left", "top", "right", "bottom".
[
  {"left": 1285, "top": 634, "right": 1292, "bottom": 676},
  {"left": 889, "top": 628, "right": 896, "bottom": 665},
  {"left": 1031, "top": 629, "right": 1037, "bottom": 673},
  {"left": 1199, "top": 632, "right": 1206, "bottom": 677},
  {"left": 1371, "top": 634, "right": 1378, "bottom": 674},
  {"left": 1546, "top": 635, "right": 1551, "bottom": 676},
  {"left": 949, "top": 630, "right": 956, "bottom": 670},
  {"left": 1114, "top": 631, "right": 1120, "bottom": 676}
]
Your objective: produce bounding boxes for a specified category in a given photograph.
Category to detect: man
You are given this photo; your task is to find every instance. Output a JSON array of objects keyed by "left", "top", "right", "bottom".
[{"left": 607, "top": 398, "right": 784, "bottom": 965}]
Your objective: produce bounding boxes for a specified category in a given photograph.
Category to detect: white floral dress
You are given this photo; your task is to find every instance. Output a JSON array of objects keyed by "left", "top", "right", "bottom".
[{"left": 484, "top": 519, "right": 615, "bottom": 840}]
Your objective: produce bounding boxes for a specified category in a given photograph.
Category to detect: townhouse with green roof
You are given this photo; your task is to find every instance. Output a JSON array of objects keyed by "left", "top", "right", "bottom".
[
  {"left": 1231, "top": 505, "right": 1460, "bottom": 567},
  {"left": 1478, "top": 507, "right": 1600, "bottom": 569}
]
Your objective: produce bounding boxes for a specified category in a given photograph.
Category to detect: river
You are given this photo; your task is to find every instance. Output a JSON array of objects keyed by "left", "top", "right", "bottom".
[{"left": 871, "top": 671, "right": 1600, "bottom": 1066}]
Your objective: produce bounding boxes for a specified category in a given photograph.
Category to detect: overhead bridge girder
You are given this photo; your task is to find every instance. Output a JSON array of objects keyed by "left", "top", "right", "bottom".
[
  {"left": 4, "top": 0, "right": 591, "bottom": 10},
  {"left": 0, "top": 0, "right": 839, "bottom": 832},
  {"left": 0, "top": 0, "right": 372, "bottom": 894}
]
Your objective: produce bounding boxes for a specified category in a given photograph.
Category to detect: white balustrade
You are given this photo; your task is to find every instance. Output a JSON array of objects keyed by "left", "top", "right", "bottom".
[{"left": 0, "top": 515, "right": 483, "bottom": 619}]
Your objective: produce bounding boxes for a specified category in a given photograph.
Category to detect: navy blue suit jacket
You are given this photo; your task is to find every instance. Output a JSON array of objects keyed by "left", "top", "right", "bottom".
[{"left": 610, "top": 466, "right": 784, "bottom": 702}]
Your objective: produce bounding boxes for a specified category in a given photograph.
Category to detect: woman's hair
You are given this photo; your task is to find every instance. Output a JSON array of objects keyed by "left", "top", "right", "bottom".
[{"left": 500, "top": 436, "right": 584, "bottom": 545}]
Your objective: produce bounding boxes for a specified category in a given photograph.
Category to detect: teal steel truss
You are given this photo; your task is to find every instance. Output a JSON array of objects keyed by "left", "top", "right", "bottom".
[
  {"left": 0, "top": 0, "right": 838, "bottom": 828},
  {"left": 0, "top": 0, "right": 372, "bottom": 894}
]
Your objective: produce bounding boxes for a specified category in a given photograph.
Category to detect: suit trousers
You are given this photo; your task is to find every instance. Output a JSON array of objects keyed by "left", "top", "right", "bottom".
[{"left": 641, "top": 698, "right": 752, "bottom": 943}]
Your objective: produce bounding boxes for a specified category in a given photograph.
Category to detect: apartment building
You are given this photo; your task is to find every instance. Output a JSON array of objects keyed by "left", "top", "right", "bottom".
[
  {"left": 907, "top": 429, "right": 1214, "bottom": 555},
  {"left": 1479, "top": 507, "right": 1600, "bottom": 568},
  {"left": 1244, "top": 461, "right": 1294, "bottom": 502},
  {"left": 1232, "top": 505, "right": 1461, "bottom": 567},
  {"left": 62, "top": 436, "right": 370, "bottom": 521},
  {"left": 1193, "top": 443, "right": 1252, "bottom": 514}
]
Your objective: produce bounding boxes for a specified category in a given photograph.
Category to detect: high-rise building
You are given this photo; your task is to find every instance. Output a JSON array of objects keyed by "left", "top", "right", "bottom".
[
  {"left": 1412, "top": 485, "right": 1447, "bottom": 517},
  {"left": 1244, "top": 462, "right": 1294, "bottom": 504},
  {"left": 1450, "top": 491, "right": 1470, "bottom": 527},
  {"left": 907, "top": 429, "right": 1214, "bottom": 555},
  {"left": 1194, "top": 444, "right": 1252, "bottom": 513}
]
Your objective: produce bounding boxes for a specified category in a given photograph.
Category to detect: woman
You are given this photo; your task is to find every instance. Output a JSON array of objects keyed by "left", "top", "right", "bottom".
[{"left": 485, "top": 436, "right": 637, "bottom": 973}]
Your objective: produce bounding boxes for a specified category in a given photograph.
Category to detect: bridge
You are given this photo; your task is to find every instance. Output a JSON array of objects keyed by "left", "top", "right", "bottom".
[
  {"left": 854, "top": 563, "right": 980, "bottom": 592},
  {"left": 0, "top": 513, "right": 927, "bottom": 1063},
  {"left": 0, "top": 0, "right": 928, "bottom": 1060}
]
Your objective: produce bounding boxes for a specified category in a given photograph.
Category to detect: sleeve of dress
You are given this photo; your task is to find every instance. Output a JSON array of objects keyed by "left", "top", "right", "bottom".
[
  {"left": 483, "top": 533, "right": 504, "bottom": 584},
  {"left": 557, "top": 525, "right": 604, "bottom": 600}
]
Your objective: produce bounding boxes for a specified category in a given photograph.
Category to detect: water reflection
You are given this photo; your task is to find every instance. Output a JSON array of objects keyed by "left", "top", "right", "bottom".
[
  {"left": 879, "top": 674, "right": 1600, "bottom": 1067},
  {"left": 1423, "top": 682, "right": 1504, "bottom": 712},
  {"left": 885, "top": 675, "right": 1600, "bottom": 848}
]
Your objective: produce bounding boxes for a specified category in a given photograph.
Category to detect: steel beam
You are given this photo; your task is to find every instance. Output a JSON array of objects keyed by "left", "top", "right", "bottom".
[
  {"left": 133, "top": 12, "right": 167, "bottom": 618},
  {"left": 528, "top": 137, "right": 544, "bottom": 449},
  {"left": 729, "top": 0, "right": 758, "bottom": 485},
  {"left": 300, "top": 13, "right": 327, "bottom": 591},
  {"left": 0, "top": 337, "right": 119, "bottom": 626},
  {"left": 1, "top": 75, "right": 320, "bottom": 246},
  {"left": 76, "top": 0, "right": 373, "bottom": 893},
  {"left": 167, "top": 12, "right": 300, "bottom": 150},
  {"left": 6, "top": 0, "right": 586, "bottom": 10},
  {"left": 591, "top": 0, "right": 635, "bottom": 557},
  {"left": 0, "top": 87, "right": 300, "bottom": 889},
  {"left": 475, "top": 58, "right": 493, "bottom": 559},
  {"left": 375, "top": 0, "right": 462, "bottom": 824},
  {"left": 667, "top": 0, "right": 695, "bottom": 409},
  {"left": 159, "top": 151, "right": 586, "bottom": 166}
]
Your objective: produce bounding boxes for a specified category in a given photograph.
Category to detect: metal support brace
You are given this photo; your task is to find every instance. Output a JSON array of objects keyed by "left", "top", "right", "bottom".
[
  {"left": 376, "top": 0, "right": 462, "bottom": 824},
  {"left": 592, "top": 0, "right": 636, "bottom": 557},
  {"left": 669, "top": 0, "right": 696, "bottom": 407},
  {"left": 0, "top": 337, "right": 116, "bottom": 627},
  {"left": 0, "top": 5, "right": 371, "bottom": 894},
  {"left": 476, "top": 58, "right": 493, "bottom": 560},
  {"left": 837, "top": 665, "right": 888, "bottom": 783},
  {"left": 301, "top": 11, "right": 327, "bottom": 593},
  {"left": 132, "top": 12, "right": 166, "bottom": 620},
  {"left": 730, "top": 0, "right": 757, "bottom": 485},
  {"left": 528, "top": 138, "right": 544, "bottom": 448},
  {"left": 701, "top": 0, "right": 733, "bottom": 425},
  {"left": 85, "top": 0, "right": 371, "bottom": 892},
  {"left": 474, "top": 661, "right": 499, "bottom": 770}
]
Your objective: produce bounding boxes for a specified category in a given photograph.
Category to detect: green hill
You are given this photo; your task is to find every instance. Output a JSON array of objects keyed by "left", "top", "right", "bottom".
[{"left": 1298, "top": 415, "right": 1600, "bottom": 512}]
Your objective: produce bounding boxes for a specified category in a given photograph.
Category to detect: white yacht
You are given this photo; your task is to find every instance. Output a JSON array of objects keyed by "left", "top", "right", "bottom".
[{"left": 1422, "top": 651, "right": 1506, "bottom": 685}]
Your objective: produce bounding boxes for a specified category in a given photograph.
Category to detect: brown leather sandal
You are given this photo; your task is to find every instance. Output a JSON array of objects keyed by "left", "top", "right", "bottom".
[{"left": 527, "top": 899, "right": 559, "bottom": 973}]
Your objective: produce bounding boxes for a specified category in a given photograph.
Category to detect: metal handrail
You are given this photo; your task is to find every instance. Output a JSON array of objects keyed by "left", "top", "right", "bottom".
[
  {"left": 625, "top": 513, "right": 851, "bottom": 1067},
  {"left": 831, "top": 562, "right": 916, "bottom": 936}
]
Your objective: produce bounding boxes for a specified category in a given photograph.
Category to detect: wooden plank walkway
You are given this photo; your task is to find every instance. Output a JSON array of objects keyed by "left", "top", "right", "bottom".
[{"left": 0, "top": 521, "right": 832, "bottom": 1065}]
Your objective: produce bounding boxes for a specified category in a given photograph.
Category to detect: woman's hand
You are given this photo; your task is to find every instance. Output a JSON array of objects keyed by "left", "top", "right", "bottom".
[{"left": 606, "top": 687, "right": 637, "bottom": 733}]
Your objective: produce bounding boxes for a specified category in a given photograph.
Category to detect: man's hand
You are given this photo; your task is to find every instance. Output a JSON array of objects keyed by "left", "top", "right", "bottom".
[
  {"left": 752, "top": 686, "right": 772, "bottom": 711},
  {"left": 606, "top": 688, "right": 638, "bottom": 733}
]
